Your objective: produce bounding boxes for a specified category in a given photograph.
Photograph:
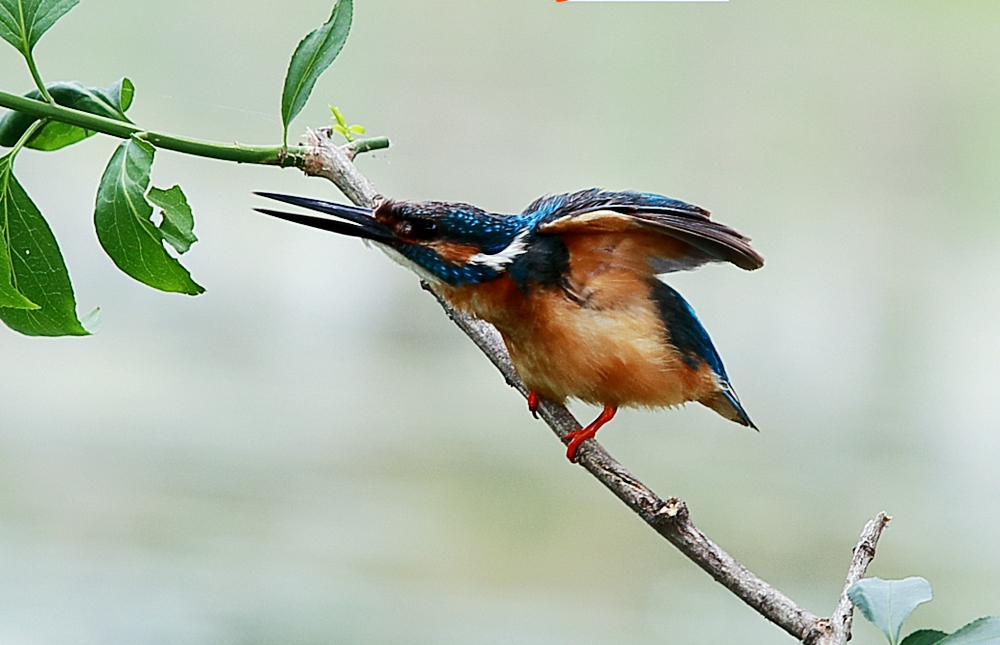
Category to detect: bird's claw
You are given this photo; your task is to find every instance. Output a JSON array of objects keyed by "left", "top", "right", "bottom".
[
  {"left": 527, "top": 390, "right": 540, "bottom": 419},
  {"left": 562, "top": 405, "right": 617, "bottom": 463},
  {"left": 563, "top": 428, "right": 594, "bottom": 463}
]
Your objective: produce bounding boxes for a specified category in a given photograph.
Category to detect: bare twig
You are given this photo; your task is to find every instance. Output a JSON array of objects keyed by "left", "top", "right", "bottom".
[
  {"left": 301, "top": 127, "right": 889, "bottom": 643},
  {"left": 812, "top": 512, "right": 892, "bottom": 645}
]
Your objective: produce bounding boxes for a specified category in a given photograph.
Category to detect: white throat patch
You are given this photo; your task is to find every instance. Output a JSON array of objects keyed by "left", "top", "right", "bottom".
[{"left": 467, "top": 230, "right": 529, "bottom": 271}]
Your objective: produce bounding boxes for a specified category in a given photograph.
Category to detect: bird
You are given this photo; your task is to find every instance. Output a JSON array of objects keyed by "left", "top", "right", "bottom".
[{"left": 254, "top": 188, "right": 764, "bottom": 462}]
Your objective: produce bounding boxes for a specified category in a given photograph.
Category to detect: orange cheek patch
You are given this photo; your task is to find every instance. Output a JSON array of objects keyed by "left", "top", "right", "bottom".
[{"left": 430, "top": 241, "right": 480, "bottom": 265}]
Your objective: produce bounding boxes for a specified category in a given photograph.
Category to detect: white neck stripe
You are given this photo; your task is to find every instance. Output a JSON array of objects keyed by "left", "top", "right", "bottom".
[{"left": 467, "top": 230, "right": 529, "bottom": 271}]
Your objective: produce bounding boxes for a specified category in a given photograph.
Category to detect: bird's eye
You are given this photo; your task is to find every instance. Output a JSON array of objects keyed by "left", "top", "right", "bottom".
[{"left": 397, "top": 219, "right": 437, "bottom": 240}]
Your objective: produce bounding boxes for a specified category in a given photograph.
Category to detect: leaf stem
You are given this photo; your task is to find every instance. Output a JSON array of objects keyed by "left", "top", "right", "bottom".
[
  {"left": 9, "top": 118, "right": 47, "bottom": 157},
  {"left": 0, "top": 90, "right": 388, "bottom": 166},
  {"left": 22, "top": 51, "right": 55, "bottom": 104}
]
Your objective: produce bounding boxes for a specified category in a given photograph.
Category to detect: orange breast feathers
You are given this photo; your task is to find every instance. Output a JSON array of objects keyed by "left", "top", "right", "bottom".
[{"left": 435, "top": 231, "right": 723, "bottom": 410}]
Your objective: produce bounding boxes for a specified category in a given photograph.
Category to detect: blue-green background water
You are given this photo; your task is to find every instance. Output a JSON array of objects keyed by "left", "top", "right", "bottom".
[{"left": 2, "top": 1, "right": 1000, "bottom": 642}]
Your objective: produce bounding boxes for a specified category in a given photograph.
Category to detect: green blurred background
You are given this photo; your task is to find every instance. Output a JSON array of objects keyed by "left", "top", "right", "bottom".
[{"left": 2, "top": 0, "right": 999, "bottom": 643}]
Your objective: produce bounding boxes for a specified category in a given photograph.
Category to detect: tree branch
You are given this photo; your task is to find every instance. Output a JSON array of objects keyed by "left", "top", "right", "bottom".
[
  {"left": 813, "top": 512, "right": 892, "bottom": 645},
  {"left": 300, "top": 126, "right": 889, "bottom": 644},
  {"left": 301, "top": 127, "right": 380, "bottom": 206}
]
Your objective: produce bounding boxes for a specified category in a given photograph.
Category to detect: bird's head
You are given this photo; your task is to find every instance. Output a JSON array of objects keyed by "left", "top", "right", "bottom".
[{"left": 255, "top": 193, "right": 536, "bottom": 285}]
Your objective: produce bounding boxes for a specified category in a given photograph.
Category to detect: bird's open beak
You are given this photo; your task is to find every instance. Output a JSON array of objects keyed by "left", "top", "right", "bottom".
[{"left": 254, "top": 192, "right": 395, "bottom": 243}]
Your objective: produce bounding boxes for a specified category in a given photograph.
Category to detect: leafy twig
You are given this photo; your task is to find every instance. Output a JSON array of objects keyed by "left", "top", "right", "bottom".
[
  {"left": 0, "top": 0, "right": 385, "bottom": 336},
  {"left": 330, "top": 106, "right": 365, "bottom": 143},
  {"left": 0, "top": 90, "right": 389, "bottom": 166}
]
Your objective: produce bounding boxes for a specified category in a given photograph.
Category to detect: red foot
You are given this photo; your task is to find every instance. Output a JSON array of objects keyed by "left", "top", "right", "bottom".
[
  {"left": 527, "top": 391, "right": 540, "bottom": 419},
  {"left": 564, "top": 406, "right": 617, "bottom": 463}
]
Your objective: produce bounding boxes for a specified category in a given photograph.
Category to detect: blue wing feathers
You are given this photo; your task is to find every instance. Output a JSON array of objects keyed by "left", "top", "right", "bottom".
[
  {"left": 648, "top": 279, "right": 729, "bottom": 379},
  {"left": 523, "top": 188, "right": 708, "bottom": 220}
]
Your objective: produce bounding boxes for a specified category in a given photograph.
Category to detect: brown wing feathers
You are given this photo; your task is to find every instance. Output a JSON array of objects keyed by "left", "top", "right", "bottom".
[
  {"left": 539, "top": 204, "right": 764, "bottom": 273},
  {"left": 625, "top": 209, "right": 764, "bottom": 271}
]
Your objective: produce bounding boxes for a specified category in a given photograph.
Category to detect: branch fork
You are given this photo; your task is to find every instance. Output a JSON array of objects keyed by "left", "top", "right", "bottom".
[{"left": 302, "top": 126, "right": 890, "bottom": 645}]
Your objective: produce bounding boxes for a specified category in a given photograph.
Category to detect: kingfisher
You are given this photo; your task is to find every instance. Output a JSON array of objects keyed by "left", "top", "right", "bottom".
[{"left": 255, "top": 188, "right": 764, "bottom": 462}]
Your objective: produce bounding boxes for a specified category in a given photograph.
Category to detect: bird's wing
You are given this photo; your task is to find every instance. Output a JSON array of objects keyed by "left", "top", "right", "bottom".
[{"left": 534, "top": 191, "right": 764, "bottom": 273}]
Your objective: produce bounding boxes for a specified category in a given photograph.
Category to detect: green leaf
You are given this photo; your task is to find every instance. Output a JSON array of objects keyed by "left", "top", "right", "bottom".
[
  {"left": 330, "top": 105, "right": 347, "bottom": 128},
  {"left": 0, "top": 78, "right": 134, "bottom": 150},
  {"left": 147, "top": 185, "right": 197, "bottom": 254},
  {"left": 936, "top": 617, "right": 1000, "bottom": 645},
  {"left": 280, "top": 0, "right": 353, "bottom": 142},
  {"left": 0, "top": 0, "right": 79, "bottom": 53},
  {"left": 902, "top": 630, "right": 949, "bottom": 645},
  {"left": 0, "top": 153, "right": 90, "bottom": 335},
  {"left": 117, "top": 77, "right": 135, "bottom": 112},
  {"left": 849, "top": 577, "right": 934, "bottom": 645},
  {"left": 348, "top": 124, "right": 364, "bottom": 134},
  {"left": 94, "top": 136, "right": 204, "bottom": 295},
  {"left": 23, "top": 120, "right": 92, "bottom": 150},
  {"left": 0, "top": 158, "right": 39, "bottom": 309}
]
